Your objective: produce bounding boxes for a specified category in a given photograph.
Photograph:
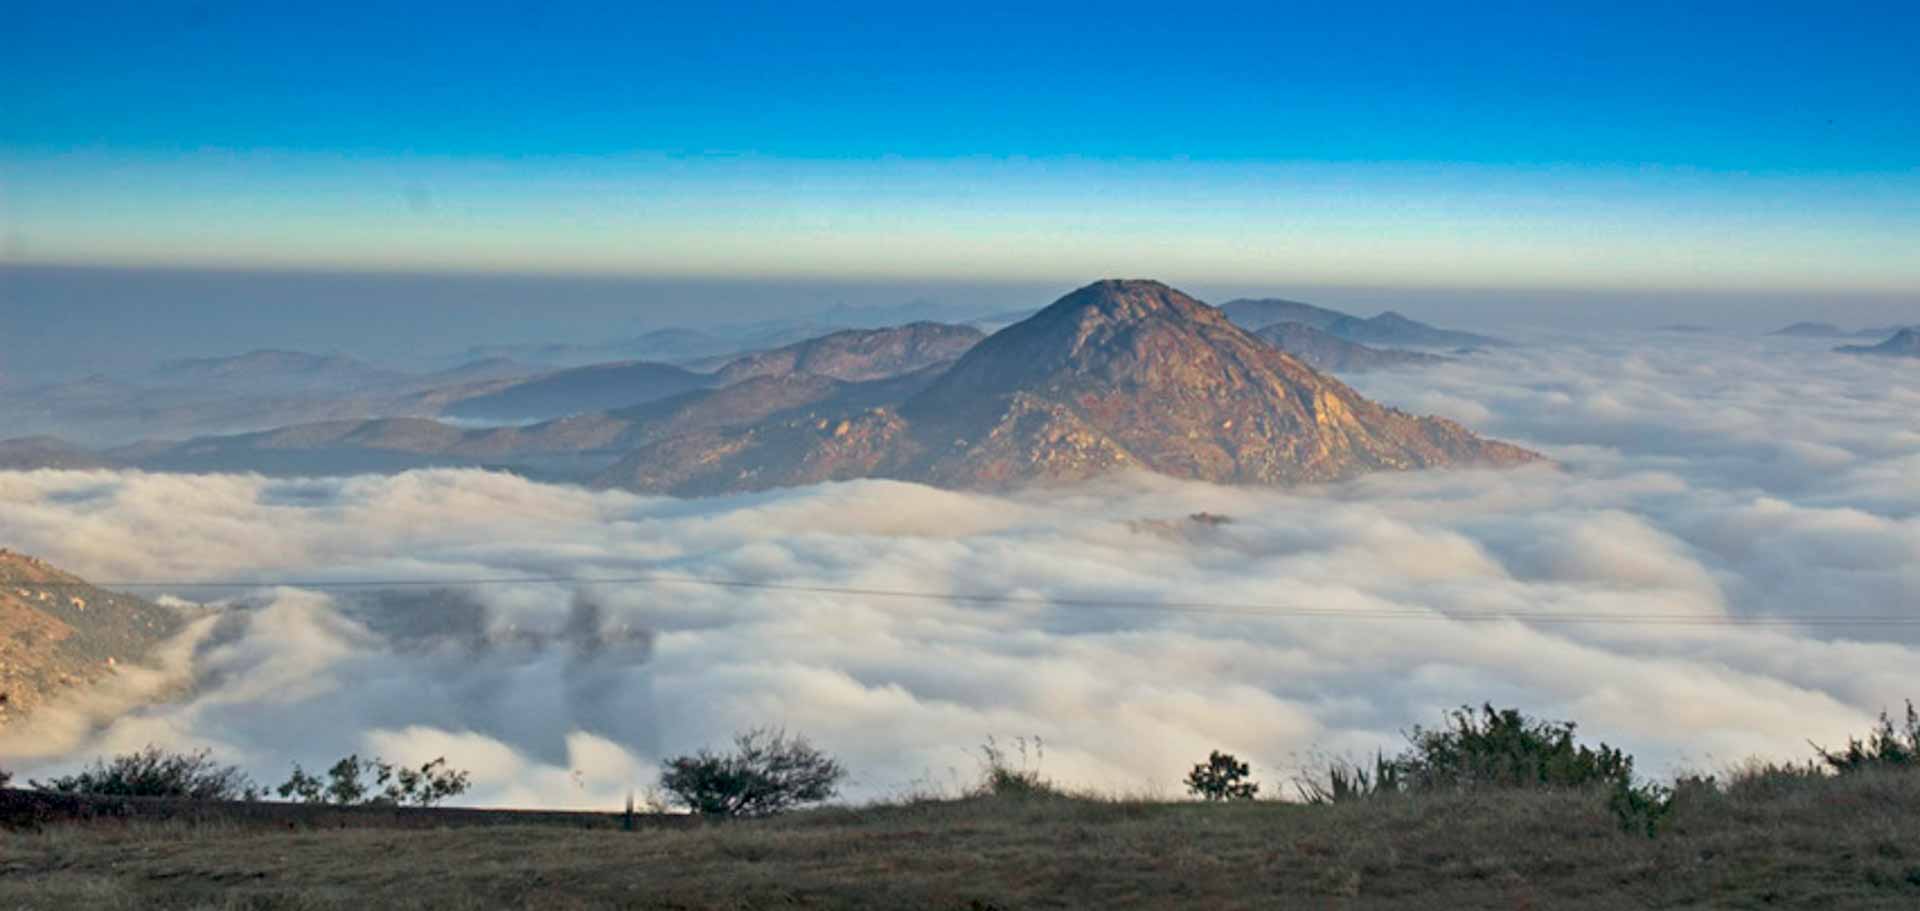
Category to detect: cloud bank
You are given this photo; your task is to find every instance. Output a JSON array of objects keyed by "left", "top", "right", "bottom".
[{"left": 2, "top": 331, "right": 1917, "bottom": 807}]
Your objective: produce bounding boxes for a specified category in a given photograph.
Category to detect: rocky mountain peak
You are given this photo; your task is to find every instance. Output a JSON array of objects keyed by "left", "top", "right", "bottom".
[
  {"left": 1046, "top": 279, "right": 1217, "bottom": 322},
  {"left": 908, "top": 280, "right": 1242, "bottom": 416},
  {"left": 596, "top": 279, "right": 1541, "bottom": 495}
]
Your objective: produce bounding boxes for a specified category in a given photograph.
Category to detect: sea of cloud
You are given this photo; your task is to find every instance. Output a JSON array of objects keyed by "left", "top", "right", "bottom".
[{"left": 1, "top": 330, "right": 1916, "bottom": 808}]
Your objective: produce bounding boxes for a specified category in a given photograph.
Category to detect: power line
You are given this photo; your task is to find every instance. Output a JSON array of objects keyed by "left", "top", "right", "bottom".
[{"left": 5, "top": 572, "right": 1918, "bottom": 628}]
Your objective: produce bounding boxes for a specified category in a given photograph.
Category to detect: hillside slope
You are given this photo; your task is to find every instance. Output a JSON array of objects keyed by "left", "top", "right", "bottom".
[
  {"left": 8, "top": 773, "right": 1920, "bottom": 909},
  {"left": 0, "top": 550, "right": 182, "bottom": 731}
]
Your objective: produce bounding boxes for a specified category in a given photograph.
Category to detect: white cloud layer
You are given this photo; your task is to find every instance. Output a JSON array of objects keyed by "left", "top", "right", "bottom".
[{"left": 2, "top": 331, "right": 1917, "bottom": 807}]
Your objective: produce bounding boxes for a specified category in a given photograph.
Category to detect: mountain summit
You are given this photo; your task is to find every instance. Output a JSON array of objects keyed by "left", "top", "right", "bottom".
[{"left": 597, "top": 280, "right": 1539, "bottom": 494}]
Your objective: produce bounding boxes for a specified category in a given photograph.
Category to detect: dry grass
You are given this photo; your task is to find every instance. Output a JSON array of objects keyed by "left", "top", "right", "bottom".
[{"left": 5, "top": 770, "right": 1920, "bottom": 910}]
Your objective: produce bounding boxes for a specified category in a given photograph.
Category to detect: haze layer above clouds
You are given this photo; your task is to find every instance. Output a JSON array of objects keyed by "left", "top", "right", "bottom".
[{"left": 1, "top": 331, "right": 1916, "bottom": 807}]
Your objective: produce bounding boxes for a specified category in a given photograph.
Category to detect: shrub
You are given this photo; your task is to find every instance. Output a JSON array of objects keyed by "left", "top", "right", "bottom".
[
  {"left": 1395, "top": 704, "right": 1636, "bottom": 792},
  {"left": 659, "top": 727, "right": 846, "bottom": 817},
  {"left": 1294, "top": 705, "right": 1640, "bottom": 805},
  {"left": 1722, "top": 758, "right": 1827, "bottom": 799},
  {"left": 1816, "top": 701, "right": 1920, "bottom": 774},
  {"left": 1610, "top": 772, "right": 1719, "bottom": 837},
  {"left": 31, "top": 746, "right": 259, "bottom": 800},
  {"left": 976, "top": 736, "right": 1055, "bottom": 798},
  {"left": 1295, "top": 753, "right": 1400, "bottom": 805},
  {"left": 277, "top": 755, "right": 471, "bottom": 807},
  {"left": 1185, "top": 750, "right": 1259, "bottom": 801}
]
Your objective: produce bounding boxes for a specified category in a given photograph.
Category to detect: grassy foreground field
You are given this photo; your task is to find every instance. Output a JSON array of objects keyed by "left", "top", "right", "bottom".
[{"left": 6, "top": 770, "right": 1920, "bottom": 910}]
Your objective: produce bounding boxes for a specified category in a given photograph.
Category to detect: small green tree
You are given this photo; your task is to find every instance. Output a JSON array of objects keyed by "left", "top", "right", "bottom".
[
  {"left": 31, "top": 746, "right": 259, "bottom": 800},
  {"left": 1816, "top": 701, "right": 1920, "bottom": 773},
  {"left": 1185, "top": 750, "right": 1259, "bottom": 801},
  {"left": 277, "top": 755, "right": 470, "bottom": 807},
  {"left": 659, "top": 727, "right": 845, "bottom": 817}
]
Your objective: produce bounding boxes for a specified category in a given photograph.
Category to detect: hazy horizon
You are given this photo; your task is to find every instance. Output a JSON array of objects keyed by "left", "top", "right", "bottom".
[{"left": 3, "top": 264, "right": 1915, "bottom": 381}]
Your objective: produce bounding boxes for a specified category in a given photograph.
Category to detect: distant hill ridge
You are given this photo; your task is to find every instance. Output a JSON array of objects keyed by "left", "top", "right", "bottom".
[
  {"left": 1773, "top": 321, "right": 1920, "bottom": 339},
  {"left": 440, "top": 322, "right": 984, "bottom": 422},
  {"left": 1219, "top": 298, "right": 1511, "bottom": 349},
  {"left": 1835, "top": 328, "right": 1920, "bottom": 359},
  {"left": 1252, "top": 322, "right": 1450, "bottom": 372},
  {"left": 713, "top": 322, "right": 984, "bottom": 385}
]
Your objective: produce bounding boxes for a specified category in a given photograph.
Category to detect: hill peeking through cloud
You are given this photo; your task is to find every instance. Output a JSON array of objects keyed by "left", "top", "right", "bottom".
[
  {"left": 3, "top": 283, "right": 1535, "bottom": 494},
  {"left": 1836, "top": 328, "right": 1920, "bottom": 358},
  {"left": 597, "top": 280, "right": 1537, "bottom": 494}
]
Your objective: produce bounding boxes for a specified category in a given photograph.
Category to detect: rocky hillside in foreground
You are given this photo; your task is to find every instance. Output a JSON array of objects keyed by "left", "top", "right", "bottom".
[
  {"left": 597, "top": 280, "right": 1540, "bottom": 495},
  {"left": 1252, "top": 323, "right": 1450, "bottom": 372},
  {"left": 0, "top": 549, "right": 183, "bottom": 731}
]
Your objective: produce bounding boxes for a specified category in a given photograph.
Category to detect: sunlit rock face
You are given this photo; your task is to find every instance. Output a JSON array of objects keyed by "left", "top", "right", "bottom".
[{"left": 598, "top": 279, "right": 1540, "bottom": 495}]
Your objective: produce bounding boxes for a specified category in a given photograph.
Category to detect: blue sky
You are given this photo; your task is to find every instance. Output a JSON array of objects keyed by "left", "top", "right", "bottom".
[{"left": 3, "top": 1, "right": 1917, "bottom": 291}]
